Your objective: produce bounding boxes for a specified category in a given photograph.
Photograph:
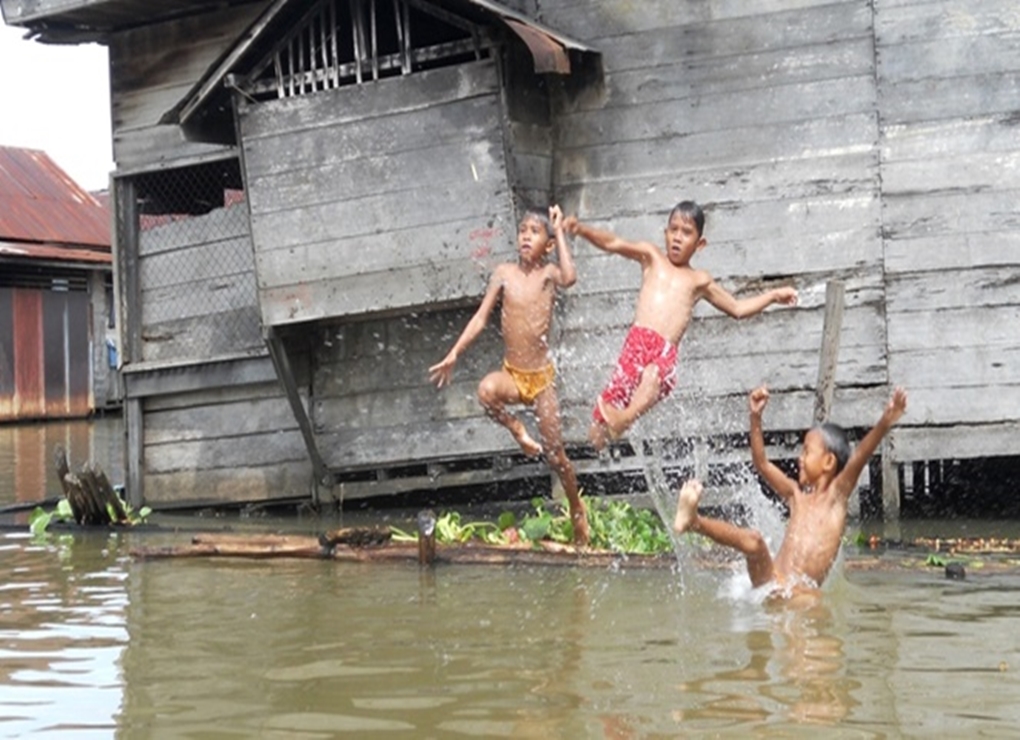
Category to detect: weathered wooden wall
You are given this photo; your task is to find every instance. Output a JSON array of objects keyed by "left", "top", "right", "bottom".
[
  {"left": 125, "top": 356, "right": 310, "bottom": 506},
  {"left": 81, "top": 0, "right": 1020, "bottom": 507},
  {"left": 541, "top": 0, "right": 890, "bottom": 446},
  {"left": 108, "top": 3, "right": 267, "bottom": 171},
  {"left": 238, "top": 60, "right": 517, "bottom": 326},
  {"left": 877, "top": 0, "right": 1020, "bottom": 461},
  {"left": 138, "top": 203, "right": 262, "bottom": 363},
  {"left": 124, "top": 195, "right": 305, "bottom": 506}
]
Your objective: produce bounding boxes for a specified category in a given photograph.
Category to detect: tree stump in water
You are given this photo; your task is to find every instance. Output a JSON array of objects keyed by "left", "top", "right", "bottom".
[{"left": 53, "top": 445, "right": 129, "bottom": 525}]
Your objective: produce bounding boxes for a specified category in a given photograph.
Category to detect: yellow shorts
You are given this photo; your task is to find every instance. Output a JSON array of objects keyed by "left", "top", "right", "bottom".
[{"left": 503, "top": 361, "right": 555, "bottom": 405}]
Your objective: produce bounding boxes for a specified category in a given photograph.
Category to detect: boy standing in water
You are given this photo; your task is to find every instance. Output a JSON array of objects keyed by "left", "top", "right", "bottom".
[
  {"left": 565, "top": 201, "right": 798, "bottom": 449},
  {"left": 674, "top": 385, "right": 908, "bottom": 595},
  {"left": 430, "top": 206, "right": 589, "bottom": 545}
]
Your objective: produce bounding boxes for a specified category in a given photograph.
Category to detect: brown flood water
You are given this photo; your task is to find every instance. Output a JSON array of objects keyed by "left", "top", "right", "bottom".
[{"left": 3, "top": 419, "right": 1020, "bottom": 737}]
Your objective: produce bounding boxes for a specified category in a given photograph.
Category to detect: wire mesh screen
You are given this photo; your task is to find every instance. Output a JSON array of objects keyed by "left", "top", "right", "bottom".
[{"left": 130, "top": 159, "right": 263, "bottom": 364}]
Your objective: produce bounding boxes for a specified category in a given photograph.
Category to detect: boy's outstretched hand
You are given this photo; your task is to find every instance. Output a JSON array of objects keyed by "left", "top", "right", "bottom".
[
  {"left": 428, "top": 353, "right": 457, "bottom": 389},
  {"left": 748, "top": 385, "right": 770, "bottom": 416},
  {"left": 549, "top": 205, "right": 564, "bottom": 231},
  {"left": 885, "top": 387, "right": 908, "bottom": 424},
  {"left": 563, "top": 215, "right": 579, "bottom": 235},
  {"left": 773, "top": 287, "right": 799, "bottom": 306}
]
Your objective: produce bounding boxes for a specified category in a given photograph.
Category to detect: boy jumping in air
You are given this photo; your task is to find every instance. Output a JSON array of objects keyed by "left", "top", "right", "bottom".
[
  {"left": 430, "top": 206, "right": 589, "bottom": 545},
  {"left": 566, "top": 201, "right": 798, "bottom": 450},
  {"left": 674, "top": 385, "right": 908, "bottom": 596}
]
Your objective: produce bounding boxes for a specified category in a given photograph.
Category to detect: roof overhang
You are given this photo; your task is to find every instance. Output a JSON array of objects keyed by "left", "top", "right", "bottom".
[
  {"left": 172, "top": 0, "right": 597, "bottom": 126},
  {"left": 0, "top": 240, "right": 112, "bottom": 268}
]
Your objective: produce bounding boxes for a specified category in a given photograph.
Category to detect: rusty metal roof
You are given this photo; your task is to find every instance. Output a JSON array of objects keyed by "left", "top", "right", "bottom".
[{"left": 0, "top": 146, "right": 111, "bottom": 251}]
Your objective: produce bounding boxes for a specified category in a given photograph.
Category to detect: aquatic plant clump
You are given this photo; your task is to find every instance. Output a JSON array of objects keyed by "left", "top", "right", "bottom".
[{"left": 390, "top": 497, "right": 676, "bottom": 555}]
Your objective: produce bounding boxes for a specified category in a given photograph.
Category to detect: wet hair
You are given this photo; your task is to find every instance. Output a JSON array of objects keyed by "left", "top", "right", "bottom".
[
  {"left": 668, "top": 200, "right": 705, "bottom": 237},
  {"left": 520, "top": 210, "right": 551, "bottom": 236},
  {"left": 813, "top": 422, "right": 851, "bottom": 474}
]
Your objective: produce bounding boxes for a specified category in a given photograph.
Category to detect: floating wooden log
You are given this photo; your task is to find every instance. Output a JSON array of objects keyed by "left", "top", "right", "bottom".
[{"left": 129, "top": 532, "right": 676, "bottom": 569}]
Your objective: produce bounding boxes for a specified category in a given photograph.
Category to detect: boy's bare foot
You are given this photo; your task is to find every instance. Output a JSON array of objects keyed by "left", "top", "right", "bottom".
[
  {"left": 596, "top": 397, "right": 627, "bottom": 439},
  {"left": 570, "top": 499, "right": 590, "bottom": 546},
  {"left": 506, "top": 419, "right": 542, "bottom": 456},
  {"left": 673, "top": 479, "right": 702, "bottom": 534}
]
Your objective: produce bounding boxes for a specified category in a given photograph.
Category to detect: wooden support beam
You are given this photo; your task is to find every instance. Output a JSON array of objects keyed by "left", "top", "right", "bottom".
[
  {"left": 813, "top": 280, "right": 845, "bottom": 425},
  {"left": 264, "top": 327, "right": 331, "bottom": 503},
  {"left": 882, "top": 439, "right": 901, "bottom": 522}
]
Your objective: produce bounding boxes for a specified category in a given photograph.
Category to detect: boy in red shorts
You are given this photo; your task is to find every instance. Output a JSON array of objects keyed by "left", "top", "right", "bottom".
[{"left": 566, "top": 201, "right": 798, "bottom": 449}]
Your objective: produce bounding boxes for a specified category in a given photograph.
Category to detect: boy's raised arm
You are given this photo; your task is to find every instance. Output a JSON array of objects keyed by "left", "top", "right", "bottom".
[
  {"left": 428, "top": 269, "right": 504, "bottom": 388},
  {"left": 749, "top": 386, "right": 799, "bottom": 500},
  {"left": 703, "top": 280, "right": 798, "bottom": 319},
  {"left": 549, "top": 205, "right": 576, "bottom": 287},
  {"left": 565, "top": 216, "right": 655, "bottom": 263},
  {"left": 833, "top": 387, "right": 908, "bottom": 499}
]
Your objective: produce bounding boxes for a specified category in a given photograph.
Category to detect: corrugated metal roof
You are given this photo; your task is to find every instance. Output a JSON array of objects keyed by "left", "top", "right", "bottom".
[{"left": 0, "top": 146, "right": 111, "bottom": 250}]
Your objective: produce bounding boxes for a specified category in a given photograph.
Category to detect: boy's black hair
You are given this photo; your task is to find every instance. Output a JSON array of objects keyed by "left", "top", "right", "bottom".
[
  {"left": 668, "top": 200, "right": 705, "bottom": 237},
  {"left": 814, "top": 422, "right": 851, "bottom": 474},
  {"left": 520, "top": 209, "right": 551, "bottom": 236}
]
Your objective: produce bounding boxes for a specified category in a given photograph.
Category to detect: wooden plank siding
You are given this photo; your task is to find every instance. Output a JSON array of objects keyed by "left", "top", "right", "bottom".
[
  {"left": 877, "top": 0, "right": 1020, "bottom": 461},
  {"left": 108, "top": 4, "right": 267, "bottom": 171},
  {"left": 34, "top": 0, "right": 1016, "bottom": 508},
  {"left": 138, "top": 202, "right": 263, "bottom": 364},
  {"left": 540, "top": 0, "right": 889, "bottom": 455},
  {"left": 239, "top": 60, "right": 518, "bottom": 326}
]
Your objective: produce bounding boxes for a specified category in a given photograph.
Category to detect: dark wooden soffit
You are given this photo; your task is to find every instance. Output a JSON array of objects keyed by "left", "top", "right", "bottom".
[
  {"left": 0, "top": 0, "right": 269, "bottom": 43},
  {"left": 169, "top": 0, "right": 597, "bottom": 125}
]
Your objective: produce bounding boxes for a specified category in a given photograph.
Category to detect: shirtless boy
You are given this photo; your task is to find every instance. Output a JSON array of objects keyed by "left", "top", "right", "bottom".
[
  {"left": 674, "top": 385, "right": 909, "bottom": 596},
  {"left": 565, "top": 201, "right": 798, "bottom": 449},
  {"left": 430, "top": 207, "right": 589, "bottom": 544}
]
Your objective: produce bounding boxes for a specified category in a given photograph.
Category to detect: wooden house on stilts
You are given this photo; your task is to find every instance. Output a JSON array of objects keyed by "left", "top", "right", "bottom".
[{"left": 4, "top": 0, "right": 1019, "bottom": 519}]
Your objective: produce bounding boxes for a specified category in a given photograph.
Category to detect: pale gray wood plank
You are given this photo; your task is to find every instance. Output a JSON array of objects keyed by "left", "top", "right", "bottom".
[
  {"left": 882, "top": 189, "right": 1020, "bottom": 241},
  {"left": 138, "top": 205, "right": 249, "bottom": 256},
  {"left": 882, "top": 149, "right": 1020, "bottom": 195},
  {"left": 557, "top": 76, "right": 876, "bottom": 150},
  {"left": 259, "top": 257, "right": 496, "bottom": 325},
  {"left": 892, "top": 423, "right": 1020, "bottom": 462},
  {"left": 141, "top": 308, "right": 264, "bottom": 363},
  {"left": 885, "top": 232, "right": 1020, "bottom": 274},
  {"left": 559, "top": 152, "right": 878, "bottom": 217},
  {"left": 145, "top": 428, "right": 309, "bottom": 473},
  {"left": 875, "top": 0, "right": 1020, "bottom": 47},
  {"left": 877, "top": 35, "right": 1020, "bottom": 83},
  {"left": 889, "top": 346, "right": 1020, "bottom": 390},
  {"left": 237, "top": 60, "right": 500, "bottom": 140},
  {"left": 580, "top": 38, "right": 875, "bottom": 112},
  {"left": 556, "top": 113, "right": 879, "bottom": 185},
  {"left": 145, "top": 395, "right": 300, "bottom": 444},
  {"left": 887, "top": 268, "right": 1020, "bottom": 313},
  {"left": 888, "top": 305, "right": 1020, "bottom": 352},
  {"left": 246, "top": 139, "right": 507, "bottom": 215},
  {"left": 879, "top": 73, "right": 1020, "bottom": 125},
  {"left": 143, "top": 462, "right": 311, "bottom": 505},
  {"left": 241, "top": 94, "right": 503, "bottom": 181}
]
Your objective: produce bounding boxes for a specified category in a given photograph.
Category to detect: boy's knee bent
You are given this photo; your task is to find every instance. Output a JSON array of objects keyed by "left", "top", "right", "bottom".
[{"left": 477, "top": 377, "right": 500, "bottom": 407}]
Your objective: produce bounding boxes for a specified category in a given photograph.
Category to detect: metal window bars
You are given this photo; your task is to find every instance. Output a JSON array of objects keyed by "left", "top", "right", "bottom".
[{"left": 243, "top": 0, "right": 492, "bottom": 99}]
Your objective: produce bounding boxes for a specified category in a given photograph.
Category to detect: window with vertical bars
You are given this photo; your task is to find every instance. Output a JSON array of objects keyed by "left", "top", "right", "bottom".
[{"left": 239, "top": 0, "right": 494, "bottom": 100}]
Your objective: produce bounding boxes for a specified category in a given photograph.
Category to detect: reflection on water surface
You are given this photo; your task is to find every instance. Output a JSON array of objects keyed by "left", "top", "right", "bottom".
[{"left": 3, "top": 527, "right": 1020, "bottom": 738}]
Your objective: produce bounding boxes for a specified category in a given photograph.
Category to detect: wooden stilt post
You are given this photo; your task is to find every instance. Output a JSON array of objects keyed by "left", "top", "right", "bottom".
[
  {"left": 813, "top": 281, "right": 845, "bottom": 425},
  {"left": 417, "top": 509, "right": 437, "bottom": 566},
  {"left": 812, "top": 281, "right": 858, "bottom": 517},
  {"left": 882, "top": 440, "right": 901, "bottom": 523}
]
